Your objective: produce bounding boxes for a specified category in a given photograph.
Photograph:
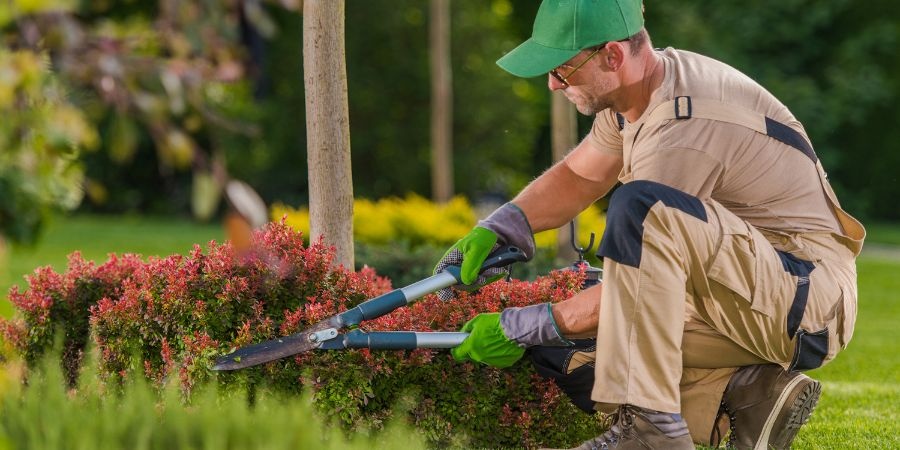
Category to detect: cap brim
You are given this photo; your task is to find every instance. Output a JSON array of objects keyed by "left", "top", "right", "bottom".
[{"left": 496, "top": 38, "right": 580, "bottom": 78}]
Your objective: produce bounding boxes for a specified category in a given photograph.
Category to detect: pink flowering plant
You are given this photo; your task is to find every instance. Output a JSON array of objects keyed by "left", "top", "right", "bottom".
[{"left": 1, "top": 220, "right": 600, "bottom": 448}]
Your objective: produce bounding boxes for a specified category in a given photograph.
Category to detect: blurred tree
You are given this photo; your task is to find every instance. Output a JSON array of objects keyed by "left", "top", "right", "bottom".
[
  {"left": 2, "top": 0, "right": 897, "bottom": 225},
  {"left": 643, "top": 0, "right": 900, "bottom": 220},
  {"left": 430, "top": 0, "right": 453, "bottom": 203},
  {"left": 304, "top": 0, "right": 355, "bottom": 268},
  {"left": 0, "top": 48, "right": 98, "bottom": 245},
  {"left": 0, "top": 0, "right": 297, "bottom": 216},
  {"left": 2, "top": 1, "right": 550, "bottom": 216},
  {"left": 343, "top": 0, "right": 548, "bottom": 202},
  {"left": 551, "top": 91, "right": 579, "bottom": 263}
]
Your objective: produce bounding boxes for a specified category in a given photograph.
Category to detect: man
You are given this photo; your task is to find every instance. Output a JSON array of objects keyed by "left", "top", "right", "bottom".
[{"left": 436, "top": 0, "right": 865, "bottom": 448}]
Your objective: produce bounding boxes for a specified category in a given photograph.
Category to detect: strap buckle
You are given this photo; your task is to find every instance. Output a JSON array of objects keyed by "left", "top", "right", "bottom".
[{"left": 674, "top": 96, "right": 692, "bottom": 119}]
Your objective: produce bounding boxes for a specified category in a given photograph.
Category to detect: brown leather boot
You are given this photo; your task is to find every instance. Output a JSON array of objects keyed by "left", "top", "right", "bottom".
[
  {"left": 720, "top": 364, "right": 821, "bottom": 449},
  {"left": 543, "top": 405, "right": 694, "bottom": 450}
]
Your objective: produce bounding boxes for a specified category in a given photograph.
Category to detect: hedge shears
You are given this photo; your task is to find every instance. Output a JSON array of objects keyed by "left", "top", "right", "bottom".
[{"left": 211, "top": 245, "right": 527, "bottom": 371}]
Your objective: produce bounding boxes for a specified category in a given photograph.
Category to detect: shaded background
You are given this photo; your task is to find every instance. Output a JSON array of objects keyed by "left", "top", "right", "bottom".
[{"left": 3, "top": 0, "right": 898, "bottom": 227}]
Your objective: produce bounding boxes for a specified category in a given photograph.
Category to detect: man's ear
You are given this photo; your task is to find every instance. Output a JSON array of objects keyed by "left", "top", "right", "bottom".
[{"left": 603, "top": 41, "right": 627, "bottom": 71}]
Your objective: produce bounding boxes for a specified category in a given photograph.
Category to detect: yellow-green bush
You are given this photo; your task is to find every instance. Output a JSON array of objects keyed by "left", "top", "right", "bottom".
[
  {"left": 0, "top": 49, "right": 98, "bottom": 244},
  {"left": 272, "top": 194, "right": 606, "bottom": 252},
  {"left": 0, "top": 353, "right": 427, "bottom": 450}
]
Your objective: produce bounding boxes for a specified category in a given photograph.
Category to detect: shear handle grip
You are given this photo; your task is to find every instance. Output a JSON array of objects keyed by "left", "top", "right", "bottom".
[{"left": 479, "top": 245, "right": 527, "bottom": 272}]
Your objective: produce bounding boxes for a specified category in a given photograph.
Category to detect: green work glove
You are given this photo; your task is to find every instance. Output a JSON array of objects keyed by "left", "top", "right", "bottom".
[
  {"left": 439, "top": 226, "right": 499, "bottom": 285},
  {"left": 433, "top": 227, "right": 508, "bottom": 300},
  {"left": 452, "top": 303, "right": 573, "bottom": 368},
  {"left": 433, "top": 203, "right": 536, "bottom": 300},
  {"left": 451, "top": 313, "right": 525, "bottom": 368}
]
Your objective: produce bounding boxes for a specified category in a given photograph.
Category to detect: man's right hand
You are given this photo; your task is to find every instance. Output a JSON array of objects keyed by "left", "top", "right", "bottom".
[
  {"left": 451, "top": 303, "right": 573, "bottom": 368},
  {"left": 451, "top": 312, "right": 524, "bottom": 368}
]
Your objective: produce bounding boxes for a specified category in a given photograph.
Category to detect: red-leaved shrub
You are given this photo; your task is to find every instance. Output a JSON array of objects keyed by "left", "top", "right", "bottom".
[
  {"left": 1, "top": 220, "right": 601, "bottom": 448},
  {"left": 2, "top": 252, "right": 143, "bottom": 386}
]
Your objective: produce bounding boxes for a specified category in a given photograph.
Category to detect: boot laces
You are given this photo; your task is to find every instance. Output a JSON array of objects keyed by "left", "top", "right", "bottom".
[
  {"left": 721, "top": 399, "right": 738, "bottom": 448},
  {"left": 583, "top": 406, "right": 636, "bottom": 449}
]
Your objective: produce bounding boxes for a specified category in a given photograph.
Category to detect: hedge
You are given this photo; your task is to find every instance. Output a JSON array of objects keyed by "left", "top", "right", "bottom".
[{"left": 1, "top": 219, "right": 602, "bottom": 448}]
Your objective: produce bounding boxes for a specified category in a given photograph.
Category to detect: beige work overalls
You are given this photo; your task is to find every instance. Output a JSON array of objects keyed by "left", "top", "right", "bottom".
[{"left": 585, "top": 97, "right": 865, "bottom": 444}]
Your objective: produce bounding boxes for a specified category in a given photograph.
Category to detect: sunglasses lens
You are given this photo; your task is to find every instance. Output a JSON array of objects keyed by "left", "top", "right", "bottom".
[{"left": 550, "top": 71, "right": 566, "bottom": 85}]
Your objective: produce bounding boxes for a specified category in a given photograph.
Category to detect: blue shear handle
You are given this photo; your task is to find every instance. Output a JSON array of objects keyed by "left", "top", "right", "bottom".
[
  {"left": 335, "top": 246, "right": 527, "bottom": 328},
  {"left": 338, "top": 290, "right": 408, "bottom": 328},
  {"left": 341, "top": 331, "right": 470, "bottom": 349},
  {"left": 344, "top": 331, "right": 418, "bottom": 349},
  {"left": 336, "top": 270, "right": 461, "bottom": 327}
]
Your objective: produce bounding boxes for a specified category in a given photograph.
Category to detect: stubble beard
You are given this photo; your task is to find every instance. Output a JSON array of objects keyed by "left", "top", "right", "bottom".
[
  {"left": 567, "top": 80, "right": 615, "bottom": 116},
  {"left": 575, "top": 98, "right": 613, "bottom": 116}
]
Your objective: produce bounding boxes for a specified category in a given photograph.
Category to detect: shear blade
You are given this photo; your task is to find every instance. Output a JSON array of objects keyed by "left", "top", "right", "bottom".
[{"left": 212, "top": 320, "right": 336, "bottom": 371}]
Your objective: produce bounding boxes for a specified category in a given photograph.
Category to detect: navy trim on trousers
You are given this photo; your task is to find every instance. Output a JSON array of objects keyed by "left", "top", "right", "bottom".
[
  {"left": 777, "top": 251, "right": 816, "bottom": 339},
  {"left": 789, "top": 328, "right": 829, "bottom": 372},
  {"left": 778, "top": 251, "right": 828, "bottom": 372},
  {"left": 597, "top": 180, "right": 708, "bottom": 268}
]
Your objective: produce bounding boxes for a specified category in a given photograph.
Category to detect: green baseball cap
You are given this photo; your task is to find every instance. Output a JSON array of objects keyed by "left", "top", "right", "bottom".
[{"left": 497, "top": 0, "right": 644, "bottom": 78}]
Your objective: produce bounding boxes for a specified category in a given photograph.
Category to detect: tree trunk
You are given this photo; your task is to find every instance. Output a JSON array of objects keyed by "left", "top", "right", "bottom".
[
  {"left": 430, "top": 0, "right": 453, "bottom": 203},
  {"left": 551, "top": 91, "right": 579, "bottom": 264},
  {"left": 303, "top": 0, "right": 354, "bottom": 268}
]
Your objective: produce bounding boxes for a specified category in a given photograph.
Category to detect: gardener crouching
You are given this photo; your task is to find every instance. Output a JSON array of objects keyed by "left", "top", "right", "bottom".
[{"left": 435, "top": 1, "right": 864, "bottom": 448}]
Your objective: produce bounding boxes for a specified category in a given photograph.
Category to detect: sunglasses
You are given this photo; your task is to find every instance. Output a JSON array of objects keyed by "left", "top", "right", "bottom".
[{"left": 549, "top": 47, "right": 603, "bottom": 87}]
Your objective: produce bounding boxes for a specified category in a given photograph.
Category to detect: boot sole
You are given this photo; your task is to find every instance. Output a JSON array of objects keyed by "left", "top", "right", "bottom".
[{"left": 753, "top": 375, "right": 821, "bottom": 450}]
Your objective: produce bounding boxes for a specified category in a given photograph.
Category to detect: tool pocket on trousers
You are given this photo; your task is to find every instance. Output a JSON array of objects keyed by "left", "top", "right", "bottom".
[
  {"left": 789, "top": 328, "right": 828, "bottom": 372},
  {"left": 528, "top": 339, "right": 597, "bottom": 414},
  {"left": 707, "top": 225, "right": 765, "bottom": 312}
]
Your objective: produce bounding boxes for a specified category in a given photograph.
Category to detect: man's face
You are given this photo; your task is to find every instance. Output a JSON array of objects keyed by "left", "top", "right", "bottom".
[{"left": 548, "top": 49, "right": 618, "bottom": 115}]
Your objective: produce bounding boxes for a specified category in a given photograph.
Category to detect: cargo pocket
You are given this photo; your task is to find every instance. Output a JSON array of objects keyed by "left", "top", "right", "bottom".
[{"left": 707, "top": 221, "right": 766, "bottom": 313}]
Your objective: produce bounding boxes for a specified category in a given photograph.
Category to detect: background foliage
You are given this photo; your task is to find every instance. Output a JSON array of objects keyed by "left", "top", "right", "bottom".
[
  {"left": 274, "top": 194, "right": 605, "bottom": 286},
  {"left": 0, "top": 49, "right": 97, "bottom": 244},
  {"left": 1, "top": 0, "right": 898, "bottom": 239}
]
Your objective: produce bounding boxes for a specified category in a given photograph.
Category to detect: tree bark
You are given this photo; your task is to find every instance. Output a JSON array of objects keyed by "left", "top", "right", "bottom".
[
  {"left": 430, "top": 0, "right": 453, "bottom": 203},
  {"left": 303, "top": 0, "right": 354, "bottom": 268},
  {"left": 551, "top": 91, "right": 579, "bottom": 263}
]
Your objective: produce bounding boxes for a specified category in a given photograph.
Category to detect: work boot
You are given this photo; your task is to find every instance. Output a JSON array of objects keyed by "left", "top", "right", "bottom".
[
  {"left": 720, "top": 364, "right": 821, "bottom": 449},
  {"left": 542, "top": 405, "right": 694, "bottom": 449}
]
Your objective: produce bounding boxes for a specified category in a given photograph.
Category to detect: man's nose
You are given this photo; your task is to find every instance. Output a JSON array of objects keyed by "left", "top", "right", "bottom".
[{"left": 548, "top": 73, "right": 567, "bottom": 91}]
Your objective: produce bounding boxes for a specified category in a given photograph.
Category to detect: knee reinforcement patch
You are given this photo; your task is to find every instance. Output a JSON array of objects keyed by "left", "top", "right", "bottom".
[{"left": 597, "top": 180, "right": 707, "bottom": 268}]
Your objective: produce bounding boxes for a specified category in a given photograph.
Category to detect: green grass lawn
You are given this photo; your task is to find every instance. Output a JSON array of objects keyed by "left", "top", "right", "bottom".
[
  {"left": 1, "top": 214, "right": 898, "bottom": 448},
  {"left": 860, "top": 222, "right": 900, "bottom": 246},
  {"left": 794, "top": 256, "right": 900, "bottom": 449},
  {"left": 1, "top": 214, "right": 223, "bottom": 317}
]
